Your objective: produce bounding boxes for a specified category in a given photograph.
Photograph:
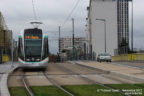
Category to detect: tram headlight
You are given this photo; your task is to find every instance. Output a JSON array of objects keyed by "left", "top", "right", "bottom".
[
  {"left": 26, "top": 59, "right": 30, "bottom": 61},
  {"left": 36, "top": 58, "right": 40, "bottom": 61}
]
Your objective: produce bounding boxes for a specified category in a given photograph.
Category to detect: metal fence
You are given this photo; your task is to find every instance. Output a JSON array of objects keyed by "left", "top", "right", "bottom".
[{"left": 59, "top": 50, "right": 96, "bottom": 62}]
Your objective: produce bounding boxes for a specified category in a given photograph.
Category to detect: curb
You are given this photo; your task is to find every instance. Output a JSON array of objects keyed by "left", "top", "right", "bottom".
[
  {"left": 0, "top": 74, "right": 10, "bottom": 96},
  {"left": 0, "top": 66, "right": 17, "bottom": 96},
  {"left": 70, "top": 61, "right": 144, "bottom": 83}
]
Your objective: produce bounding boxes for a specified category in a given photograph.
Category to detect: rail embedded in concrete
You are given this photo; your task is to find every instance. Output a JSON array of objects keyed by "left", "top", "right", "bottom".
[
  {"left": 43, "top": 72, "right": 75, "bottom": 96},
  {"left": 22, "top": 73, "right": 35, "bottom": 96},
  {"left": 55, "top": 63, "right": 131, "bottom": 96},
  {"left": 73, "top": 61, "right": 144, "bottom": 82}
]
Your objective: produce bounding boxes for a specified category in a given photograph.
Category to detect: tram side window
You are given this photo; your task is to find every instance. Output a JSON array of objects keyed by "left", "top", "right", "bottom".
[
  {"left": 18, "top": 38, "right": 24, "bottom": 60},
  {"left": 42, "top": 38, "right": 49, "bottom": 59}
]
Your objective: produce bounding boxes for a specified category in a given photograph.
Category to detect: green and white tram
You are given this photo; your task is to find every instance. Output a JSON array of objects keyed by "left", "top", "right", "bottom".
[{"left": 18, "top": 28, "right": 49, "bottom": 69}]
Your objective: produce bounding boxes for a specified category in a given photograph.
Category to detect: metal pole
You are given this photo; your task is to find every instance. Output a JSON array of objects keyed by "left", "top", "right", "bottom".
[
  {"left": 59, "top": 26, "right": 61, "bottom": 53},
  {"left": 11, "top": 34, "right": 14, "bottom": 68},
  {"left": 104, "top": 20, "right": 106, "bottom": 53},
  {"left": 72, "top": 18, "right": 75, "bottom": 60},
  {"left": 12, "top": 39, "right": 13, "bottom": 66},
  {"left": 131, "top": 0, "right": 133, "bottom": 52}
]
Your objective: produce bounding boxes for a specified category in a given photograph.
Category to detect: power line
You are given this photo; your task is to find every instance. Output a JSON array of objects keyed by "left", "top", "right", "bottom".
[
  {"left": 32, "top": 0, "right": 37, "bottom": 21},
  {"left": 61, "top": 0, "right": 81, "bottom": 28}
]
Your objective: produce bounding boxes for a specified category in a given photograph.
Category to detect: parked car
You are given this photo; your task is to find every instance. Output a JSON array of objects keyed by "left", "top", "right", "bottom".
[{"left": 97, "top": 53, "right": 111, "bottom": 62}]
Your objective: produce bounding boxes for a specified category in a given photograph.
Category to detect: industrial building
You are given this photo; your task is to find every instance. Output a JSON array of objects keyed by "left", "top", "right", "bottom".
[
  {"left": 86, "top": 0, "right": 129, "bottom": 57},
  {"left": 59, "top": 37, "right": 86, "bottom": 60},
  {"left": 0, "top": 12, "right": 12, "bottom": 63},
  {"left": 59, "top": 37, "right": 85, "bottom": 52}
]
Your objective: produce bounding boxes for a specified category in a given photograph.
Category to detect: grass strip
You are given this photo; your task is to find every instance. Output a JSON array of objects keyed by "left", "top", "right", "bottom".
[
  {"left": 9, "top": 87, "right": 29, "bottom": 96},
  {"left": 107, "top": 84, "right": 144, "bottom": 96},
  {"left": 134, "top": 84, "right": 144, "bottom": 88},
  {"left": 11, "top": 84, "right": 143, "bottom": 96},
  {"left": 63, "top": 84, "right": 124, "bottom": 96},
  {"left": 30, "top": 86, "right": 69, "bottom": 96}
]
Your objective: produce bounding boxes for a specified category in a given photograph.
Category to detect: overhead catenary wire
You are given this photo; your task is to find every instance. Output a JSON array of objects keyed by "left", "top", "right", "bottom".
[
  {"left": 61, "top": 0, "right": 81, "bottom": 28},
  {"left": 42, "top": 0, "right": 82, "bottom": 33},
  {"left": 32, "top": 0, "right": 37, "bottom": 21}
]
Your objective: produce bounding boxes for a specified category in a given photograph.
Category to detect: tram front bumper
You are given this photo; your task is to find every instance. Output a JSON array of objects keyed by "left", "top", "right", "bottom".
[{"left": 18, "top": 58, "right": 49, "bottom": 68}]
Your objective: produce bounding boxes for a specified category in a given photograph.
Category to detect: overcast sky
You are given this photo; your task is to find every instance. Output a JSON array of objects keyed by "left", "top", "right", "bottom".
[
  {"left": 0, "top": 0, "right": 144, "bottom": 53},
  {"left": 131, "top": 0, "right": 144, "bottom": 51},
  {"left": 0, "top": 0, "right": 89, "bottom": 54}
]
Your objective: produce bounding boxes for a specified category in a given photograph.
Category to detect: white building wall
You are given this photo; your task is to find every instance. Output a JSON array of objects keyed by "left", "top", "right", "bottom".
[
  {"left": 90, "top": 0, "right": 118, "bottom": 56},
  {"left": 85, "top": 18, "right": 90, "bottom": 54}
]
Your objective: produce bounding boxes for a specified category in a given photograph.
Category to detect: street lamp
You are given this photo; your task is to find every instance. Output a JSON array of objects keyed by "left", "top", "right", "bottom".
[{"left": 96, "top": 19, "right": 106, "bottom": 53}]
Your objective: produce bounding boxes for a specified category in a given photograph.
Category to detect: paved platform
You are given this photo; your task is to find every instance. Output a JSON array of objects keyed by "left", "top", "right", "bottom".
[
  {"left": 0, "top": 62, "right": 18, "bottom": 96},
  {"left": 73, "top": 61, "right": 144, "bottom": 83},
  {"left": 0, "top": 62, "right": 18, "bottom": 73}
]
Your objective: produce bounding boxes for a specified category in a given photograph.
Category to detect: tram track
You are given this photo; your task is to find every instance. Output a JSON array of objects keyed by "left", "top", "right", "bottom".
[
  {"left": 21, "top": 71, "right": 75, "bottom": 96},
  {"left": 59, "top": 62, "right": 135, "bottom": 84},
  {"left": 21, "top": 72, "right": 35, "bottom": 96},
  {"left": 7, "top": 62, "right": 137, "bottom": 96},
  {"left": 54, "top": 63, "right": 132, "bottom": 96},
  {"left": 8, "top": 69, "right": 36, "bottom": 96},
  {"left": 23, "top": 70, "right": 75, "bottom": 96},
  {"left": 8, "top": 68, "right": 75, "bottom": 96},
  {"left": 43, "top": 72, "right": 74, "bottom": 96}
]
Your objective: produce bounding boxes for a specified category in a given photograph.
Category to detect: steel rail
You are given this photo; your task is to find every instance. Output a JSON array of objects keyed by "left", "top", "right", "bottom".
[
  {"left": 43, "top": 72, "right": 74, "bottom": 96},
  {"left": 55, "top": 63, "right": 132, "bottom": 96},
  {"left": 21, "top": 72, "right": 35, "bottom": 96}
]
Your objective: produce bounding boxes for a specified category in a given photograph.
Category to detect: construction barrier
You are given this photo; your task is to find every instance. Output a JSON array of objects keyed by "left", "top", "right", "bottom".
[
  {"left": 112, "top": 53, "right": 144, "bottom": 61},
  {"left": 2, "top": 55, "right": 10, "bottom": 63},
  {"left": 0, "top": 12, "right": 12, "bottom": 64}
]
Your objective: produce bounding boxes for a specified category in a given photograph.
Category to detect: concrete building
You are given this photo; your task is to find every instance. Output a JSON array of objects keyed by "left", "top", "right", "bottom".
[
  {"left": 117, "top": 0, "right": 129, "bottom": 54},
  {"left": 86, "top": 0, "right": 129, "bottom": 56},
  {"left": 0, "top": 12, "right": 12, "bottom": 63},
  {"left": 59, "top": 37, "right": 85, "bottom": 52}
]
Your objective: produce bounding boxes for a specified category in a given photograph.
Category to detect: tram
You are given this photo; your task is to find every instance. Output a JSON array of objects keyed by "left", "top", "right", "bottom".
[{"left": 18, "top": 26, "right": 49, "bottom": 69}]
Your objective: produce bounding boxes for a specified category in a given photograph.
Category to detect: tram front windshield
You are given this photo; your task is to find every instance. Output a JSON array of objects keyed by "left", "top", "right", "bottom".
[{"left": 24, "top": 29, "right": 42, "bottom": 58}]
